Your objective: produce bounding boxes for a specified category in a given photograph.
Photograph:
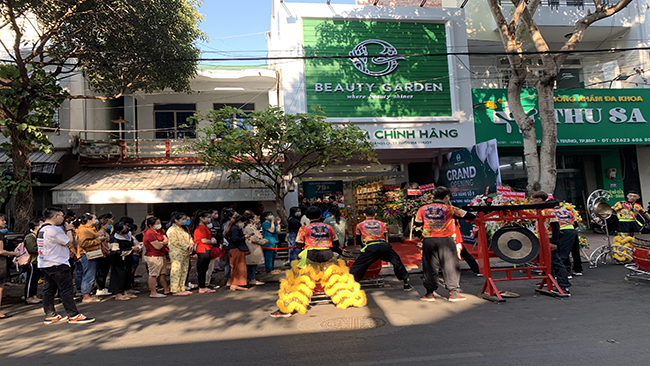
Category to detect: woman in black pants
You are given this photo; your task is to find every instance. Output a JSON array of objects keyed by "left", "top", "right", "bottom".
[
  {"left": 24, "top": 218, "right": 44, "bottom": 304},
  {"left": 108, "top": 222, "right": 136, "bottom": 301},
  {"left": 191, "top": 210, "right": 217, "bottom": 294},
  {"left": 95, "top": 217, "right": 113, "bottom": 296}
]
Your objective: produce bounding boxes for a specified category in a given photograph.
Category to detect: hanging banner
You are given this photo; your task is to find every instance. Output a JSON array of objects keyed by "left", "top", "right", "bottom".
[
  {"left": 419, "top": 183, "right": 436, "bottom": 192},
  {"left": 497, "top": 186, "right": 526, "bottom": 200},
  {"left": 433, "top": 139, "right": 501, "bottom": 242},
  {"left": 434, "top": 139, "right": 501, "bottom": 205}
]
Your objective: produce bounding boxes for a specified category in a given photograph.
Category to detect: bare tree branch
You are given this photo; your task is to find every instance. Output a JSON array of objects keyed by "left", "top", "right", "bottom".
[
  {"left": 6, "top": 0, "right": 31, "bottom": 87},
  {"left": 557, "top": 0, "right": 633, "bottom": 65},
  {"left": 25, "top": 0, "right": 93, "bottom": 64}
]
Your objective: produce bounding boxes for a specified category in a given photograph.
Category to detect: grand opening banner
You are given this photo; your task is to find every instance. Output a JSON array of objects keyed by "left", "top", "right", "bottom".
[
  {"left": 302, "top": 19, "right": 452, "bottom": 118},
  {"left": 433, "top": 139, "right": 501, "bottom": 242},
  {"left": 473, "top": 89, "right": 650, "bottom": 146},
  {"left": 434, "top": 139, "right": 501, "bottom": 206}
]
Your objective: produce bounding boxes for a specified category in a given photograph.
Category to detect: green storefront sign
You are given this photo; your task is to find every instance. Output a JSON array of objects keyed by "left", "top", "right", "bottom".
[
  {"left": 473, "top": 89, "right": 650, "bottom": 146},
  {"left": 303, "top": 19, "right": 451, "bottom": 118},
  {"left": 302, "top": 181, "right": 343, "bottom": 199}
]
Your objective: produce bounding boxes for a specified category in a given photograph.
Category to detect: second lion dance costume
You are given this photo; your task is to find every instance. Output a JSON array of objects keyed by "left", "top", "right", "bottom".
[{"left": 274, "top": 215, "right": 367, "bottom": 316}]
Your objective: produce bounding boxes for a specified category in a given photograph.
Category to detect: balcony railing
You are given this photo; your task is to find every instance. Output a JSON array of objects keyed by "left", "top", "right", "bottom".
[{"left": 79, "top": 139, "right": 198, "bottom": 163}]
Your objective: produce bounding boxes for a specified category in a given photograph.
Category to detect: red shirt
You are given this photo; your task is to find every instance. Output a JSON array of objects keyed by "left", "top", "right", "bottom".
[
  {"left": 143, "top": 229, "right": 167, "bottom": 257},
  {"left": 297, "top": 222, "right": 336, "bottom": 249},
  {"left": 194, "top": 225, "right": 213, "bottom": 253},
  {"left": 355, "top": 219, "right": 387, "bottom": 243}
]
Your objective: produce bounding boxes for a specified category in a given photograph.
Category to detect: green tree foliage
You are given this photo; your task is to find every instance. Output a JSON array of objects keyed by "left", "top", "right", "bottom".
[
  {"left": 186, "top": 106, "right": 376, "bottom": 223},
  {"left": 0, "top": 0, "right": 204, "bottom": 232}
]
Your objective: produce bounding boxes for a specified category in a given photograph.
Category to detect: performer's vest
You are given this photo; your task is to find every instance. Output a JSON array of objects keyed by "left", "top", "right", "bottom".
[
  {"left": 555, "top": 208, "right": 575, "bottom": 230},
  {"left": 358, "top": 220, "right": 386, "bottom": 252},
  {"left": 303, "top": 223, "right": 334, "bottom": 249}
]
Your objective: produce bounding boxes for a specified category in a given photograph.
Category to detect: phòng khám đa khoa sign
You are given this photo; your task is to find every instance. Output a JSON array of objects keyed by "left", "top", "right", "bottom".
[{"left": 473, "top": 88, "right": 650, "bottom": 146}]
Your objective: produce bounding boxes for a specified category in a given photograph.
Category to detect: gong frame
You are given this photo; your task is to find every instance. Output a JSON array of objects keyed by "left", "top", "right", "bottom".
[{"left": 463, "top": 203, "right": 569, "bottom": 302}]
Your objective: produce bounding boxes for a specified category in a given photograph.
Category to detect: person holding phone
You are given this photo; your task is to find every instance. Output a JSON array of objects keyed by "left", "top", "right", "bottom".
[
  {"left": 39, "top": 208, "right": 95, "bottom": 324},
  {"left": 261, "top": 211, "right": 281, "bottom": 274}
]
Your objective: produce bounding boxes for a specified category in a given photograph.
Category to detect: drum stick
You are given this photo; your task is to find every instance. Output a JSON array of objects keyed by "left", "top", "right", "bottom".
[{"left": 581, "top": 247, "right": 594, "bottom": 266}]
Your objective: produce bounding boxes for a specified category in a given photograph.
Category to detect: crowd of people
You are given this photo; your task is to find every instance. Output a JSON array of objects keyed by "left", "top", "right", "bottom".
[
  {"left": 0, "top": 203, "right": 315, "bottom": 323},
  {"left": 3, "top": 185, "right": 640, "bottom": 323}
]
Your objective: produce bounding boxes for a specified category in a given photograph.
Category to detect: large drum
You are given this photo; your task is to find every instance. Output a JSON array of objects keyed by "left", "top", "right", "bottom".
[
  {"left": 341, "top": 245, "right": 382, "bottom": 280},
  {"left": 632, "top": 235, "right": 650, "bottom": 271}
]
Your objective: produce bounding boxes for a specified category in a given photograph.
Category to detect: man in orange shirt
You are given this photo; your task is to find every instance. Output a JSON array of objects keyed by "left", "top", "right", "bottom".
[
  {"left": 350, "top": 207, "right": 413, "bottom": 291},
  {"left": 415, "top": 186, "right": 476, "bottom": 302}
]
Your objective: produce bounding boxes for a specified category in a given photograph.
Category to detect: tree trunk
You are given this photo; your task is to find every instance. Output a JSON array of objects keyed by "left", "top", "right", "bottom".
[
  {"left": 10, "top": 126, "right": 33, "bottom": 234},
  {"left": 508, "top": 69, "right": 541, "bottom": 193},
  {"left": 537, "top": 74, "right": 558, "bottom": 193},
  {"left": 273, "top": 185, "right": 289, "bottom": 228}
]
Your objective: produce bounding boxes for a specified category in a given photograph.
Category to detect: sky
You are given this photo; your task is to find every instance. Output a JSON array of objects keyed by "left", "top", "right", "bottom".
[{"left": 197, "top": 0, "right": 356, "bottom": 65}]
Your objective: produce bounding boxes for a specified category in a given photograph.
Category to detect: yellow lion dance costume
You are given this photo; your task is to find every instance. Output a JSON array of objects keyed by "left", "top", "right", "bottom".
[
  {"left": 276, "top": 258, "right": 367, "bottom": 315},
  {"left": 613, "top": 235, "right": 635, "bottom": 262}
]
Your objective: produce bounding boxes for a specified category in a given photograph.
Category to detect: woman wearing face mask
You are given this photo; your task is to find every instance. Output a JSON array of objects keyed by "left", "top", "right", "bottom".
[
  {"left": 108, "top": 221, "right": 136, "bottom": 301},
  {"left": 94, "top": 217, "right": 113, "bottom": 297},
  {"left": 75, "top": 213, "right": 104, "bottom": 303},
  {"left": 191, "top": 210, "right": 217, "bottom": 294},
  {"left": 0, "top": 214, "right": 19, "bottom": 319},
  {"left": 261, "top": 211, "right": 281, "bottom": 274},
  {"left": 243, "top": 213, "right": 266, "bottom": 286},
  {"left": 167, "top": 212, "right": 194, "bottom": 296},
  {"left": 288, "top": 207, "right": 302, "bottom": 262},
  {"left": 228, "top": 215, "right": 250, "bottom": 291},
  {"left": 142, "top": 217, "right": 170, "bottom": 298}
]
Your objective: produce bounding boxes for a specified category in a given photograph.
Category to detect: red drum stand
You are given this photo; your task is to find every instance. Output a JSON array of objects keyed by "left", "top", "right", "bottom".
[{"left": 468, "top": 204, "right": 569, "bottom": 302}]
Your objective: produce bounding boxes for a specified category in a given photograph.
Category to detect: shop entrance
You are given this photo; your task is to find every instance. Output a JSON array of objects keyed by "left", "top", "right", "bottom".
[
  {"left": 300, "top": 164, "right": 407, "bottom": 243},
  {"left": 499, "top": 154, "right": 588, "bottom": 219}
]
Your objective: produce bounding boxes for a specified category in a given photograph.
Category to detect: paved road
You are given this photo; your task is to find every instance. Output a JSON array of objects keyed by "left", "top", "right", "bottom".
[{"left": 1, "top": 263, "right": 649, "bottom": 366}]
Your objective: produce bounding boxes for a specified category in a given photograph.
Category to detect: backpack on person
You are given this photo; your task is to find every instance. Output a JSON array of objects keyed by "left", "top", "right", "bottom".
[{"left": 12, "top": 241, "right": 31, "bottom": 268}]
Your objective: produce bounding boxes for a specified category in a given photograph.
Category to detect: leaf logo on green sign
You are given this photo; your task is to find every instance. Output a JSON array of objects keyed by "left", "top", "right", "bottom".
[{"left": 349, "top": 39, "right": 405, "bottom": 77}]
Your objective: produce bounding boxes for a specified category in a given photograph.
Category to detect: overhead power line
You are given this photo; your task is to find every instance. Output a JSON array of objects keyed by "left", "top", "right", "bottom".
[
  {"left": 2, "top": 46, "right": 650, "bottom": 66},
  {"left": 200, "top": 46, "right": 650, "bottom": 61}
]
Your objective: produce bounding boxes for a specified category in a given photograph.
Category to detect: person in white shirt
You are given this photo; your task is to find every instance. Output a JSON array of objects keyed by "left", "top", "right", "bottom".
[{"left": 38, "top": 207, "right": 95, "bottom": 324}]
